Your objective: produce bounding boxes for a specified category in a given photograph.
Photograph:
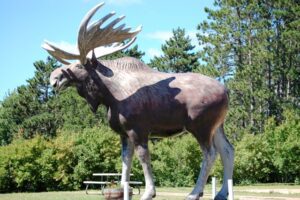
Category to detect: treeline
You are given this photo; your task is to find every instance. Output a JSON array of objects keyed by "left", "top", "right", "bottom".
[{"left": 0, "top": 0, "right": 299, "bottom": 192}]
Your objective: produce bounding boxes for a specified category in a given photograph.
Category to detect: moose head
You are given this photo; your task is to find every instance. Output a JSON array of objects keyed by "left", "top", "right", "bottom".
[{"left": 43, "top": 2, "right": 141, "bottom": 92}]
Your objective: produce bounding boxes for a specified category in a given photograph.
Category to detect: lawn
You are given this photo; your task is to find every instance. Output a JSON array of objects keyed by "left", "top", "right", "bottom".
[{"left": 0, "top": 184, "right": 299, "bottom": 200}]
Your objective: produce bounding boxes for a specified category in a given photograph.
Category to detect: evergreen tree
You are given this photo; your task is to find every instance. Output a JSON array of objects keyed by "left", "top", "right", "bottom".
[
  {"left": 150, "top": 28, "right": 199, "bottom": 73},
  {"left": 197, "top": 0, "right": 300, "bottom": 137},
  {"left": 0, "top": 57, "right": 60, "bottom": 143}
]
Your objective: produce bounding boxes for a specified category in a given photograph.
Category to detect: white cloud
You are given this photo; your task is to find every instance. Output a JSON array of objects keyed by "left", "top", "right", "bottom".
[
  {"left": 45, "top": 41, "right": 79, "bottom": 54},
  {"left": 147, "top": 48, "right": 163, "bottom": 58},
  {"left": 146, "top": 31, "right": 173, "bottom": 42},
  {"left": 107, "top": 0, "right": 142, "bottom": 6}
]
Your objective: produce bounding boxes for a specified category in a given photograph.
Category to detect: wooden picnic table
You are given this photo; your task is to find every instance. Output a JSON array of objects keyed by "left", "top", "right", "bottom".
[{"left": 83, "top": 173, "right": 143, "bottom": 195}]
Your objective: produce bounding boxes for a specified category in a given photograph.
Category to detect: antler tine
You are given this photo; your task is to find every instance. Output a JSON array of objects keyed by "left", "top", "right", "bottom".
[
  {"left": 114, "top": 24, "right": 127, "bottom": 32},
  {"left": 78, "top": 2, "right": 142, "bottom": 63},
  {"left": 78, "top": 2, "right": 105, "bottom": 63},
  {"left": 91, "top": 24, "right": 141, "bottom": 51},
  {"left": 89, "top": 15, "right": 127, "bottom": 47},
  {"left": 42, "top": 41, "right": 80, "bottom": 64},
  {"left": 87, "top": 37, "right": 138, "bottom": 59},
  {"left": 98, "top": 26, "right": 141, "bottom": 57},
  {"left": 78, "top": 2, "right": 105, "bottom": 38},
  {"left": 84, "top": 11, "right": 116, "bottom": 49},
  {"left": 121, "top": 27, "right": 132, "bottom": 33},
  {"left": 104, "top": 15, "right": 126, "bottom": 31},
  {"left": 87, "top": 11, "right": 116, "bottom": 33},
  {"left": 43, "top": 41, "right": 79, "bottom": 59},
  {"left": 43, "top": 2, "right": 142, "bottom": 64},
  {"left": 83, "top": 14, "right": 126, "bottom": 51}
]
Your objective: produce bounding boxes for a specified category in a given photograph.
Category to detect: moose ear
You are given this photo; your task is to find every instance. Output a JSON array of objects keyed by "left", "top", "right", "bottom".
[{"left": 91, "top": 50, "right": 98, "bottom": 67}]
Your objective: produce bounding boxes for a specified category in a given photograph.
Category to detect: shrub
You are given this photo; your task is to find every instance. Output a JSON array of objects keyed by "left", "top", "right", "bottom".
[
  {"left": 150, "top": 134, "right": 202, "bottom": 187},
  {"left": 0, "top": 136, "right": 54, "bottom": 192},
  {"left": 0, "top": 126, "right": 121, "bottom": 192}
]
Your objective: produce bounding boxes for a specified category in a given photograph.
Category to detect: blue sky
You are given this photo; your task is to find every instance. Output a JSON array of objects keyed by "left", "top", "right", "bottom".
[{"left": 0, "top": 0, "right": 213, "bottom": 100}]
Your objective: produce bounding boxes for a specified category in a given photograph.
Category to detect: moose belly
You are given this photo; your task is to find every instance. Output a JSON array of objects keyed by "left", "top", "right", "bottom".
[
  {"left": 146, "top": 110, "right": 187, "bottom": 137},
  {"left": 149, "top": 127, "right": 185, "bottom": 138}
]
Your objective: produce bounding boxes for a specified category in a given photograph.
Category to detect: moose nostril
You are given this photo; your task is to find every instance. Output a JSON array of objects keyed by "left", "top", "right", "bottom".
[{"left": 52, "top": 81, "right": 57, "bottom": 88}]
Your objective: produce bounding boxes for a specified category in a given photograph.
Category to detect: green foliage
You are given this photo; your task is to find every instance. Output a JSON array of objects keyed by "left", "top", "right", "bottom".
[
  {"left": 263, "top": 109, "right": 300, "bottom": 183},
  {"left": 0, "top": 92, "right": 19, "bottom": 145},
  {"left": 149, "top": 28, "right": 199, "bottom": 72},
  {"left": 198, "top": 0, "right": 300, "bottom": 136},
  {"left": 51, "top": 87, "right": 106, "bottom": 132},
  {"left": 0, "top": 136, "right": 55, "bottom": 192},
  {"left": 232, "top": 108, "right": 300, "bottom": 184},
  {"left": 0, "top": 127, "right": 120, "bottom": 192},
  {"left": 150, "top": 134, "right": 202, "bottom": 187},
  {"left": 0, "top": 109, "right": 299, "bottom": 192},
  {"left": 234, "top": 134, "right": 275, "bottom": 184},
  {"left": 0, "top": 57, "right": 60, "bottom": 143}
]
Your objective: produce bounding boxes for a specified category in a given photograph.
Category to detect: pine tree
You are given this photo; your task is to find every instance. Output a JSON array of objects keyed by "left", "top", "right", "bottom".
[
  {"left": 0, "top": 57, "right": 60, "bottom": 142},
  {"left": 197, "top": 0, "right": 300, "bottom": 137},
  {"left": 150, "top": 27, "right": 199, "bottom": 73}
]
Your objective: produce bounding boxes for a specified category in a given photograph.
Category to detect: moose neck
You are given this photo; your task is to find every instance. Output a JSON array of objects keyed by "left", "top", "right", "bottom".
[
  {"left": 76, "top": 62, "right": 117, "bottom": 113},
  {"left": 77, "top": 57, "right": 152, "bottom": 113}
]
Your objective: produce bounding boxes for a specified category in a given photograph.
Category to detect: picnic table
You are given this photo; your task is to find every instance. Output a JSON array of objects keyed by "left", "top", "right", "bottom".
[{"left": 83, "top": 173, "right": 143, "bottom": 195}]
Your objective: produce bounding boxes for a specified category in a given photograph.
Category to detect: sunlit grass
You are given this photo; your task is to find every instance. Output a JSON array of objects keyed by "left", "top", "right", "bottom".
[{"left": 0, "top": 184, "right": 299, "bottom": 200}]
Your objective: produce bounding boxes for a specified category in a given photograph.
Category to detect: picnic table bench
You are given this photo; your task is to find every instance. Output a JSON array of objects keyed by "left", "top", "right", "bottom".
[{"left": 83, "top": 173, "right": 143, "bottom": 195}]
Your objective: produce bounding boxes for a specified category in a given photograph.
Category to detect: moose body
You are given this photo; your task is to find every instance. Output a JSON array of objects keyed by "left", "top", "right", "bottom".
[
  {"left": 44, "top": 3, "right": 234, "bottom": 200},
  {"left": 88, "top": 58, "right": 228, "bottom": 141}
]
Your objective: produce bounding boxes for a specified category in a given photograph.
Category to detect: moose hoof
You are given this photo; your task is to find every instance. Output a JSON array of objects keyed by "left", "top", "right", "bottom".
[
  {"left": 141, "top": 194, "right": 153, "bottom": 200},
  {"left": 185, "top": 195, "right": 198, "bottom": 200},
  {"left": 141, "top": 196, "right": 152, "bottom": 200},
  {"left": 214, "top": 193, "right": 227, "bottom": 200},
  {"left": 141, "top": 189, "right": 156, "bottom": 200},
  {"left": 185, "top": 193, "right": 203, "bottom": 200}
]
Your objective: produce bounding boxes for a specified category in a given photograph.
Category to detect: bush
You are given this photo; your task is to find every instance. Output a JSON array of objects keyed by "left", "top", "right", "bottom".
[
  {"left": 232, "top": 108, "right": 300, "bottom": 184},
  {"left": 0, "top": 136, "right": 54, "bottom": 192},
  {"left": 0, "top": 126, "right": 121, "bottom": 192},
  {"left": 233, "top": 134, "right": 276, "bottom": 184},
  {"left": 263, "top": 109, "right": 300, "bottom": 183},
  {"left": 1, "top": 108, "right": 299, "bottom": 192},
  {"left": 150, "top": 134, "right": 202, "bottom": 187}
]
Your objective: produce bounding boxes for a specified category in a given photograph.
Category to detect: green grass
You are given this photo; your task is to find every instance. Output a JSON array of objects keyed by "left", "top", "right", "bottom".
[{"left": 0, "top": 184, "right": 299, "bottom": 200}]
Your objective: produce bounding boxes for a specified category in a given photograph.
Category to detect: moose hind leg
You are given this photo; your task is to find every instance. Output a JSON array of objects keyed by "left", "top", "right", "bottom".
[
  {"left": 213, "top": 125, "right": 234, "bottom": 200},
  {"left": 186, "top": 143, "right": 217, "bottom": 200}
]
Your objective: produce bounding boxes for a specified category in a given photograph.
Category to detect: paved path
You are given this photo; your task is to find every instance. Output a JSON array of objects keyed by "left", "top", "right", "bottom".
[
  {"left": 156, "top": 190, "right": 300, "bottom": 200},
  {"left": 236, "top": 189, "right": 300, "bottom": 194},
  {"left": 238, "top": 196, "right": 300, "bottom": 200}
]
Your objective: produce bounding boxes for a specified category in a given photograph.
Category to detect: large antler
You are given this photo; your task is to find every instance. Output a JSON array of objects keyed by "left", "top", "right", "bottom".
[{"left": 42, "top": 2, "right": 142, "bottom": 64}]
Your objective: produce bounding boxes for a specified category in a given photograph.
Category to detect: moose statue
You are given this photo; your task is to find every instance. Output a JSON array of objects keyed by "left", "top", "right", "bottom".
[{"left": 42, "top": 3, "right": 234, "bottom": 200}]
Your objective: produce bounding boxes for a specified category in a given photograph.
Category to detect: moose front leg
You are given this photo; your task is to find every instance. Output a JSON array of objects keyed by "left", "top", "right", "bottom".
[
  {"left": 120, "top": 136, "right": 134, "bottom": 185},
  {"left": 126, "top": 129, "right": 156, "bottom": 200},
  {"left": 136, "top": 143, "right": 156, "bottom": 200}
]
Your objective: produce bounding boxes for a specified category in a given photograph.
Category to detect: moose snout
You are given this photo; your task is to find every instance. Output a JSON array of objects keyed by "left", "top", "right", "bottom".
[
  {"left": 49, "top": 75, "right": 58, "bottom": 88},
  {"left": 51, "top": 80, "right": 58, "bottom": 88}
]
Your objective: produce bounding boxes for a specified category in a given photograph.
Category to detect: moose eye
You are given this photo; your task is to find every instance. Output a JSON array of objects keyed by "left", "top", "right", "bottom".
[{"left": 58, "top": 74, "right": 64, "bottom": 81}]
